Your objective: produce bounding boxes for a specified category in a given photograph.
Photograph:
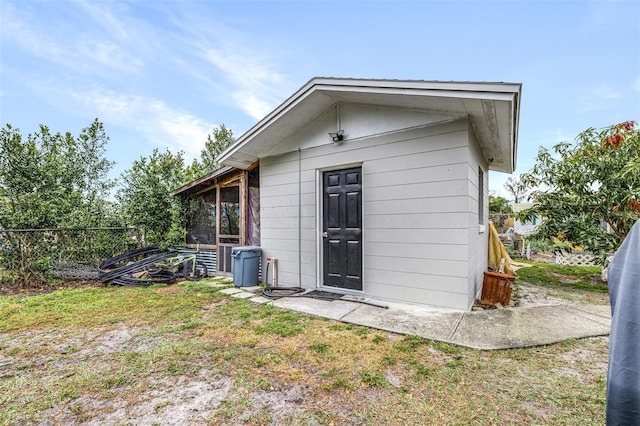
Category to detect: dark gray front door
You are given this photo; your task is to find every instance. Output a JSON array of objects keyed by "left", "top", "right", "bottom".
[{"left": 322, "top": 167, "right": 362, "bottom": 291}]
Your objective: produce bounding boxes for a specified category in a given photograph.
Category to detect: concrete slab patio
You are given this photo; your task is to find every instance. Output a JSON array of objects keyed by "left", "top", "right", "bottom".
[{"left": 215, "top": 284, "right": 611, "bottom": 350}]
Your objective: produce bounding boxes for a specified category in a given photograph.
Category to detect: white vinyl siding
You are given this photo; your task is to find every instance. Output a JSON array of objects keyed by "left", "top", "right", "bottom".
[
  {"left": 466, "top": 128, "right": 490, "bottom": 306},
  {"left": 260, "top": 114, "right": 487, "bottom": 310}
]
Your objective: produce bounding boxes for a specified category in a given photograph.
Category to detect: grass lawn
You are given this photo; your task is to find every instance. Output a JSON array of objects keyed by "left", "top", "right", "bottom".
[
  {"left": 516, "top": 263, "right": 607, "bottom": 293},
  {"left": 0, "top": 274, "right": 607, "bottom": 425}
]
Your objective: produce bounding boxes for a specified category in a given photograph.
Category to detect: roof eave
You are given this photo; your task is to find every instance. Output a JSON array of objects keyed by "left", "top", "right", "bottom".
[
  {"left": 218, "top": 78, "right": 522, "bottom": 173},
  {"left": 170, "top": 165, "right": 235, "bottom": 197}
]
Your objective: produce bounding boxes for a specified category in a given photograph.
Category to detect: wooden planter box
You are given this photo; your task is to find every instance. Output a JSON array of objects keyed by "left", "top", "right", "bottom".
[{"left": 481, "top": 271, "right": 517, "bottom": 306}]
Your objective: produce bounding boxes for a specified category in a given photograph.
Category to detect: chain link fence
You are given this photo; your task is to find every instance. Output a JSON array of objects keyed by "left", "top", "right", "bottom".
[{"left": 0, "top": 227, "right": 142, "bottom": 281}]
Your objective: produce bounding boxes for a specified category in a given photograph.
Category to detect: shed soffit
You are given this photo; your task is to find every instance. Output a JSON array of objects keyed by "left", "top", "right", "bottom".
[{"left": 218, "top": 78, "right": 522, "bottom": 173}]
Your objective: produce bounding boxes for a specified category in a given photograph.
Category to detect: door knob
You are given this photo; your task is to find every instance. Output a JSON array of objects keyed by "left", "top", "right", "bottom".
[{"left": 322, "top": 232, "right": 328, "bottom": 238}]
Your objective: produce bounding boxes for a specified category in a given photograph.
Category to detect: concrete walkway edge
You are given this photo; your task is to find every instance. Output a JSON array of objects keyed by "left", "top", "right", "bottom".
[{"left": 218, "top": 285, "right": 611, "bottom": 350}]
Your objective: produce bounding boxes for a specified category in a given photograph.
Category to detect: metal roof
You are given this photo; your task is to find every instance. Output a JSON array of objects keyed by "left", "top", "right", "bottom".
[{"left": 170, "top": 165, "right": 236, "bottom": 197}]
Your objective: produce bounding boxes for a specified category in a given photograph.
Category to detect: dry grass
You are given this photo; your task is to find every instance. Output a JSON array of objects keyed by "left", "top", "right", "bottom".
[{"left": 0, "top": 279, "right": 607, "bottom": 425}]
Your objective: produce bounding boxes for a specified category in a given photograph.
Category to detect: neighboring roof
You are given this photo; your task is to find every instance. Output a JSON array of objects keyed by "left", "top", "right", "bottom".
[
  {"left": 513, "top": 202, "right": 535, "bottom": 213},
  {"left": 170, "top": 165, "right": 236, "bottom": 197},
  {"left": 218, "top": 77, "right": 522, "bottom": 173}
]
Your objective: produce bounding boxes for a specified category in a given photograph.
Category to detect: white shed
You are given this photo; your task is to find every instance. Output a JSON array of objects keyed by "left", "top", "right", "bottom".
[
  {"left": 219, "top": 78, "right": 521, "bottom": 310},
  {"left": 513, "top": 202, "right": 540, "bottom": 236}
]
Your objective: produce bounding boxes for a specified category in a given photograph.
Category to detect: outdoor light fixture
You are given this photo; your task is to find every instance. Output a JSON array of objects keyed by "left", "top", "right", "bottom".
[{"left": 329, "top": 130, "right": 344, "bottom": 143}]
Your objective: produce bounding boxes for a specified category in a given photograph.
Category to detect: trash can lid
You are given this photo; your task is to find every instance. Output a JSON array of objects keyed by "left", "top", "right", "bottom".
[{"left": 231, "top": 246, "right": 262, "bottom": 254}]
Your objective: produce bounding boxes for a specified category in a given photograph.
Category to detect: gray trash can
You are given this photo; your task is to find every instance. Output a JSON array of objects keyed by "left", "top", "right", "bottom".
[{"left": 231, "top": 246, "right": 262, "bottom": 287}]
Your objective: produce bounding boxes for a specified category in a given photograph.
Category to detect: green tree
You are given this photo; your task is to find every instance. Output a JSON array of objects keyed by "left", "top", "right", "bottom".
[
  {"left": 116, "top": 123, "right": 235, "bottom": 248},
  {"left": 520, "top": 121, "right": 639, "bottom": 261},
  {"left": 190, "top": 124, "right": 235, "bottom": 176},
  {"left": 0, "top": 120, "right": 118, "bottom": 278},
  {"left": 0, "top": 120, "right": 115, "bottom": 229},
  {"left": 117, "top": 148, "right": 189, "bottom": 247},
  {"left": 504, "top": 176, "right": 529, "bottom": 203},
  {"left": 489, "top": 193, "right": 512, "bottom": 214}
]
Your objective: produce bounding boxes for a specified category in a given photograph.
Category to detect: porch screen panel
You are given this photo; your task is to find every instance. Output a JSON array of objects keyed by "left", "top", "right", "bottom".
[
  {"left": 220, "top": 186, "right": 240, "bottom": 244},
  {"left": 186, "top": 191, "right": 216, "bottom": 245}
]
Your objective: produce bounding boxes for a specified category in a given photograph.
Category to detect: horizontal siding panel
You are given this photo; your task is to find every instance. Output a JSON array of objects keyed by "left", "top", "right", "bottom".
[
  {"left": 465, "top": 211, "right": 481, "bottom": 227},
  {"left": 365, "top": 255, "right": 468, "bottom": 278},
  {"left": 257, "top": 182, "right": 298, "bottom": 197},
  {"left": 365, "top": 228, "right": 468, "bottom": 245},
  {"left": 261, "top": 205, "right": 317, "bottom": 219},
  {"left": 260, "top": 194, "right": 299, "bottom": 208},
  {"left": 303, "top": 148, "right": 463, "bottom": 176},
  {"left": 260, "top": 193, "right": 316, "bottom": 208},
  {"left": 262, "top": 237, "right": 316, "bottom": 252},
  {"left": 264, "top": 118, "right": 468, "bottom": 169},
  {"left": 260, "top": 206, "right": 299, "bottom": 219},
  {"left": 364, "top": 163, "right": 468, "bottom": 187},
  {"left": 300, "top": 273, "right": 316, "bottom": 288},
  {"left": 366, "top": 147, "right": 469, "bottom": 174},
  {"left": 261, "top": 172, "right": 300, "bottom": 187},
  {"left": 259, "top": 228, "right": 297, "bottom": 243},
  {"left": 260, "top": 176, "right": 315, "bottom": 189},
  {"left": 365, "top": 212, "right": 469, "bottom": 229},
  {"left": 300, "top": 131, "right": 460, "bottom": 165},
  {"left": 468, "top": 267, "right": 484, "bottom": 296},
  {"left": 366, "top": 268, "right": 468, "bottom": 292},
  {"left": 257, "top": 248, "right": 315, "bottom": 266},
  {"left": 370, "top": 132, "right": 467, "bottom": 161},
  {"left": 301, "top": 150, "right": 371, "bottom": 172},
  {"left": 261, "top": 170, "right": 314, "bottom": 186},
  {"left": 364, "top": 241, "right": 467, "bottom": 261},
  {"left": 260, "top": 238, "right": 299, "bottom": 252},
  {"left": 367, "top": 286, "right": 470, "bottom": 311},
  {"left": 262, "top": 217, "right": 316, "bottom": 229},
  {"left": 260, "top": 228, "right": 317, "bottom": 242},
  {"left": 271, "top": 260, "right": 316, "bottom": 275},
  {"left": 364, "top": 197, "right": 469, "bottom": 215},
  {"left": 365, "top": 180, "right": 468, "bottom": 201},
  {"left": 272, "top": 271, "right": 301, "bottom": 287},
  {"left": 365, "top": 281, "right": 469, "bottom": 310},
  {"left": 260, "top": 158, "right": 301, "bottom": 175},
  {"left": 301, "top": 119, "right": 468, "bottom": 161},
  {"left": 468, "top": 236, "right": 486, "bottom": 258}
]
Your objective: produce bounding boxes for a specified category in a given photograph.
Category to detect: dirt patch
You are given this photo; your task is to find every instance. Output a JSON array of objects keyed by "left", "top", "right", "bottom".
[
  {"left": 515, "top": 282, "right": 610, "bottom": 306},
  {"left": 548, "top": 272, "right": 580, "bottom": 283},
  {"left": 0, "top": 278, "right": 106, "bottom": 297},
  {"left": 155, "top": 285, "right": 184, "bottom": 295},
  {"left": 45, "top": 372, "right": 236, "bottom": 425},
  {"left": 515, "top": 283, "right": 572, "bottom": 307}
]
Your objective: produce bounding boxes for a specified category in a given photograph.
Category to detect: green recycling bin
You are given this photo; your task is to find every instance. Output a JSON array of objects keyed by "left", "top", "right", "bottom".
[{"left": 231, "top": 246, "right": 262, "bottom": 287}]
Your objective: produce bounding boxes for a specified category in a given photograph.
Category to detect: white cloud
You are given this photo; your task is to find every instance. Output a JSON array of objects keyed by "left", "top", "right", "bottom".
[
  {"left": 1, "top": 1, "right": 143, "bottom": 76},
  {"left": 164, "top": 5, "right": 291, "bottom": 121},
  {"left": 204, "top": 46, "right": 287, "bottom": 120},
  {"left": 3, "top": 0, "right": 291, "bottom": 157},
  {"left": 633, "top": 75, "right": 640, "bottom": 93},
  {"left": 232, "top": 91, "right": 277, "bottom": 122},
  {"left": 75, "top": 39, "right": 143, "bottom": 74},
  {"left": 1, "top": 4, "right": 66, "bottom": 64},
  {"left": 592, "top": 85, "right": 620, "bottom": 100},
  {"left": 73, "top": 0, "right": 132, "bottom": 42},
  {"left": 579, "top": 84, "right": 621, "bottom": 112},
  {"left": 553, "top": 129, "right": 572, "bottom": 144},
  {"left": 70, "top": 87, "right": 213, "bottom": 159}
]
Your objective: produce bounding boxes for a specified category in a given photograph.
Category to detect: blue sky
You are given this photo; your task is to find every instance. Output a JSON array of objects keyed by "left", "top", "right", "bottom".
[{"left": 1, "top": 0, "right": 639, "bottom": 198}]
